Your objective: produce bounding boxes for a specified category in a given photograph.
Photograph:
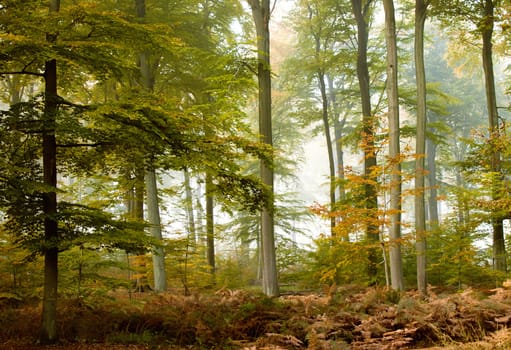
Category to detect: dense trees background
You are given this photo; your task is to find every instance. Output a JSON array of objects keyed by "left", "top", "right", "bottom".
[{"left": 1, "top": 0, "right": 511, "bottom": 346}]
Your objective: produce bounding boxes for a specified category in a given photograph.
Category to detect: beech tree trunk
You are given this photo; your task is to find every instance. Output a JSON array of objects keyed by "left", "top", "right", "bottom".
[
  {"left": 481, "top": 0, "right": 506, "bottom": 273},
  {"left": 247, "top": 0, "right": 279, "bottom": 297},
  {"left": 426, "top": 137, "right": 439, "bottom": 227},
  {"left": 327, "top": 76, "right": 347, "bottom": 206},
  {"left": 40, "top": 0, "right": 60, "bottom": 344},
  {"left": 383, "top": 0, "right": 404, "bottom": 291},
  {"left": 414, "top": 0, "right": 429, "bottom": 296},
  {"left": 317, "top": 70, "right": 336, "bottom": 236},
  {"left": 206, "top": 175, "right": 215, "bottom": 281},
  {"left": 145, "top": 170, "right": 167, "bottom": 292},
  {"left": 328, "top": 75, "right": 348, "bottom": 241},
  {"left": 350, "top": 0, "right": 379, "bottom": 280},
  {"left": 136, "top": 0, "right": 167, "bottom": 291}
]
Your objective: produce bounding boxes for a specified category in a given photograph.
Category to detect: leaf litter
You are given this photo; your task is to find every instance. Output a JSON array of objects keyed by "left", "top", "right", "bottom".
[{"left": 1, "top": 284, "right": 511, "bottom": 349}]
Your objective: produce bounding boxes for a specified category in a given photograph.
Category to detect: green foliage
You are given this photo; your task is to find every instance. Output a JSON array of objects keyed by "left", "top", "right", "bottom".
[
  {"left": 59, "top": 246, "right": 132, "bottom": 298},
  {"left": 162, "top": 237, "right": 214, "bottom": 292},
  {"left": 308, "top": 234, "right": 380, "bottom": 287},
  {"left": 426, "top": 217, "right": 499, "bottom": 289},
  {"left": 0, "top": 0, "right": 274, "bottom": 291},
  {"left": 0, "top": 228, "right": 44, "bottom": 300}
]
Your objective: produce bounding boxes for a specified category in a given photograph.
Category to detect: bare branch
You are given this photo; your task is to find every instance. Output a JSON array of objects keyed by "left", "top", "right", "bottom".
[{"left": 0, "top": 71, "right": 44, "bottom": 77}]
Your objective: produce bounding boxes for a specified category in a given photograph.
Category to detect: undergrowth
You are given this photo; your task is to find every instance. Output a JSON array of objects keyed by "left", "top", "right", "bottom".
[{"left": 1, "top": 285, "right": 511, "bottom": 349}]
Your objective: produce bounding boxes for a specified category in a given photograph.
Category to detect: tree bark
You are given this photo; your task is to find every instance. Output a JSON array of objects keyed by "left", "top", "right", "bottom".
[
  {"left": 328, "top": 75, "right": 349, "bottom": 241},
  {"left": 184, "top": 169, "right": 197, "bottom": 245},
  {"left": 350, "top": 0, "right": 379, "bottom": 280},
  {"left": 414, "top": 0, "right": 429, "bottom": 296},
  {"left": 145, "top": 169, "right": 167, "bottom": 292},
  {"left": 327, "top": 76, "right": 347, "bottom": 206},
  {"left": 317, "top": 70, "right": 336, "bottom": 236},
  {"left": 248, "top": 0, "right": 279, "bottom": 297},
  {"left": 481, "top": 0, "right": 506, "bottom": 272},
  {"left": 136, "top": 0, "right": 167, "bottom": 290},
  {"left": 206, "top": 175, "right": 215, "bottom": 282},
  {"left": 383, "top": 0, "right": 404, "bottom": 291},
  {"left": 426, "top": 136, "right": 439, "bottom": 227},
  {"left": 40, "top": 0, "right": 60, "bottom": 344}
]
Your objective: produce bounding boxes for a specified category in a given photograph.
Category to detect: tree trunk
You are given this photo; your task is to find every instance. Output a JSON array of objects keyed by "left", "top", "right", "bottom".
[
  {"left": 328, "top": 75, "right": 349, "bottom": 241},
  {"left": 481, "top": 0, "right": 506, "bottom": 272},
  {"left": 40, "top": 0, "right": 60, "bottom": 344},
  {"left": 426, "top": 137, "right": 439, "bottom": 227},
  {"left": 206, "top": 175, "right": 215, "bottom": 282},
  {"left": 414, "top": 0, "right": 429, "bottom": 296},
  {"left": 145, "top": 169, "right": 167, "bottom": 292},
  {"left": 317, "top": 70, "right": 336, "bottom": 236},
  {"left": 183, "top": 169, "right": 197, "bottom": 246},
  {"left": 383, "top": 0, "right": 404, "bottom": 291},
  {"left": 133, "top": 168, "right": 150, "bottom": 291},
  {"left": 350, "top": 0, "right": 379, "bottom": 280},
  {"left": 248, "top": 0, "right": 279, "bottom": 297},
  {"left": 136, "top": 0, "right": 167, "bottom": 290},
  {"left": 327, "top": 76, "right": 347, "bottom": 206}
]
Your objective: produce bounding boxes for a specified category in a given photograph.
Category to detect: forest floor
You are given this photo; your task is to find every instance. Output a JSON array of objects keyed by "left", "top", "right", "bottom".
[{"left": 1, "top": 284, "right": 511, "bottom": 349}]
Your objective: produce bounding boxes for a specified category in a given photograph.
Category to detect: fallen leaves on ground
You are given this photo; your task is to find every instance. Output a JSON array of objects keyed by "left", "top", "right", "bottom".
[{"left": 2, "top": 285, "right": 511, "bottom": 349}]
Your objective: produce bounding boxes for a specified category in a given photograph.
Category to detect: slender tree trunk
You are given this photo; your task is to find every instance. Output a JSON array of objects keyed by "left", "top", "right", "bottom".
[
  {"left": 350, "top": 0, "right": 379, "bottom": 280},
  {"left": 248, "top": 0, "right": 279, "bottom": 297},
  {"left": 308, "top": 3, "right": 336, "bottom": 236},
  {"left": 481, "top": 0, "right": 505, "bottom": 272},
  {"left": 40, "top": 0, "right": 60, "bottom": 344},
  {"left": 183, "top": 169, "right": 197, "bottom": 245},
  {"left": 426, "top": 137, "right": 439, "bottom": 227},
  {"left": 414, "top": 0, "right": 429, "bottom": 296},
  {"left": 328, "top": 75, "right": 349, "bottom": 241},
  {"left": 317, "top": 70, "right": 336, "bottom": 236},
  {"left": 327, "top": 76, "right": 347, "bottom": 204},
  {"left": 383, "top": 0, "right": 404, "bottom": 291},
  {"left": 206, "top": 175, "right": 215, "bottom": 282}
]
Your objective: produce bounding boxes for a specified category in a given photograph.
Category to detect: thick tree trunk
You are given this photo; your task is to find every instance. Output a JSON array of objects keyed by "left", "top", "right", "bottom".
[
  {"left": 40, "top": 0, "right": 60, "bottom": 344},
  {"left": 383, "top": 0, "right": 404, "bottom": 291},
  {"left": 133, "top": 168, "right": 150, "bottom": 291},
  {"left": 481, "top": 0, "right": 506, "bottom": 273},
  {"left": 414, "top": 0, "right": 428, "bottom": 296},
  {"left": 350, "top": 0, "right": 379, "bottom": 280},
  {"left": 248, "top": 0, "right": 279, "bottom": 297},
  {"left": 136, "top": 0, "right": 167, "bottom": 289}
]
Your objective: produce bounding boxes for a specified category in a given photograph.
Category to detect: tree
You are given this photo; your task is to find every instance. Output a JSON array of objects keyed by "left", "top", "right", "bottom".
[
  {"left": 414, "top": 0, "right": 430, "bottom": 296},
  {"left": 480, "top": 0, "right": 505, "bottom": 273},
  {"left": 431, "top": 0, "right": 506, "bottom": 273},
  {"left": 247, "top": 0, "right": 279, "bottom": 297},
  {"left": 284, "top": 0, "right": 343, "bottom": 236},
  {"left": 383, "top": 0, "right": 404, "bottom": 291},
  {"left": 40, "top": 0, "right": 60, "bottom": 342},
  {"left": 350, "top": 0, "right": 380, "bottom": 280},
  {"left": 0, "top": 0, "right": 243, "bottom": 339},
  {"left": 135, "top": 0, "right": 167, "bottom": 293}
]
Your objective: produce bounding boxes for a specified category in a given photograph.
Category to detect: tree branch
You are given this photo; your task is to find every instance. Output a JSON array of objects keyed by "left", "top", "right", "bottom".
[
  {"left": 56, "top": 142, "right": 113, "bottom": 148},
  {"left": 0, "top": 70, "right": 44, "bottom": 77},
  {"left": 0, "top": 58, "right": 44, "bottom": 77}
]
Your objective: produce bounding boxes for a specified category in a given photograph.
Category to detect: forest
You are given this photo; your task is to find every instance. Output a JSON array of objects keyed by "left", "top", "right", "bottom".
[{"left": 1, "top": 0, "right": 511, "bottom": 349}]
